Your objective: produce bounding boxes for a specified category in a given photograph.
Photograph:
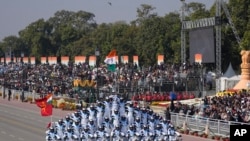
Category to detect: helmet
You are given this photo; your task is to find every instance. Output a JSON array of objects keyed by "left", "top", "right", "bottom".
[
  {"left": 89, "top": 119, "right": 94, "bottom": 124},
  {"left": 114, "top": 110, "right": 118, "bottom": 114},
  {"left": 84, "top": 127, "right": 89, "bottom": 131},
  {"left": 121, "top": 116, "right": 126, "bottom": 121},
  {"left": 75, "top": 120, "right": 80, "bottom": 125},
  {"left": 129, "top": 125, "right": 134, "bottom": 129},
  {"left": 143, "top": 125, "right": 148, "bottom": 129},
  {"left": 67, "top": 128, "right": 72, "bottom": 132},
  {"left": 120, "top": 97, "right": 124, "bottom": 102},
  {"left": 156, "top": 124, "right": 161, "bottom": 129},
  {"left": 98, "top": 126, "right": 104, "bottom": 131},
  {"left": 104, "top": 117, "right": 109, "bottom": 122},
  {"left": 58, "top": 119, "right": 63, "bottom": 125},
  {"left": 90, "top": 105, "right": 95, "bottom": 109},
  {"left": 65, "top": 116, "right": 70, "bottom": 121},
  {"left": 49, "top": 127, "right": 54, "bottom": 132},
  {"left": 115, "top": 125, "right": 120, "bottom": 129},
  {"left": 149, "top": 117, "right": 154, "bottom": 121},
  {"left": 135, "top": 117, "right": 140, "bottom": 122}
]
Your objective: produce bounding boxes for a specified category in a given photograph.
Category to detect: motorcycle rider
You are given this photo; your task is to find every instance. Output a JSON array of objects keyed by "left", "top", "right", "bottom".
[
  {"left": 46, "top": 127, "right": 61, "bottom": 141},
  {"left": 111, "top": 109, "right": 120, "bottom": 128},
  {"left": 126, "top": 125, "right": 135, "bottom": 141},
  {"left": 88, "top": 119, "right": 96, "bottom": 135},
  {"left": 111, "top": 125, "right": 125, "bottom": 141},
  {"left": 80, "top": 108, "right": 89, "bottom": 129},
  {"left": 102, "top": 116, "right": 112, "bottom": 134},
  {"left": 80, "top": 126, "right": 93, "bottom": 141},
  {"left": 120, "top": 115, "right": 128, "bottom": 134},
  {"left": 94, "top": 126, "right": 110, "bottom": 141},
  {"left": 96, "top": 101, "right": 104, "bottom": 127}
]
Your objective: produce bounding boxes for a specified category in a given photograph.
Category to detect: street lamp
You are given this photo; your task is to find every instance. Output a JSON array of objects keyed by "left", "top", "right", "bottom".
[{"left": 95, "top": 47, "right": 100, "bottom": 101}]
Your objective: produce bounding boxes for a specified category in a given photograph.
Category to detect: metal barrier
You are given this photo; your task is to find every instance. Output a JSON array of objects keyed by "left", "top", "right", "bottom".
[
  {"left": 0, "top": 86, "right": 41, "bottom": 101},
  {"left": 170, "top": 112, "right": 250, "bottom": 136}
]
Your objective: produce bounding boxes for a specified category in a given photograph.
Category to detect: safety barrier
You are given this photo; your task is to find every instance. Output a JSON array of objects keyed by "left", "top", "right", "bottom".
[
  {"left": 169, "top": 112, "right": 250, "bottom": 136},
  {"left": 0, "top": 86, "right": 42, "bottom": 102}
]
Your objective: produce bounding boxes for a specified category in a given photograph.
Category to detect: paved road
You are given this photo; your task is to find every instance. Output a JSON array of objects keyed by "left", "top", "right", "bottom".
[
  {"left": 0, "top": 98, "right": 70, "bottom": 141},
  {"left": 0, "top": 98, "right": 214, "bottom": 141}
]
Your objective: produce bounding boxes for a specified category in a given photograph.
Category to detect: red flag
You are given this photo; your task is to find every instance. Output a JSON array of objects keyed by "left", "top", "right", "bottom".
[
  {"left": 47, "top": 122, "right": 52, "bottom": 128},
  {"left": 35, "top": 98, "right": 52, "bottom": 116},
  {"left": 35, "top": 98, "right": 47, "bottom": 108}
]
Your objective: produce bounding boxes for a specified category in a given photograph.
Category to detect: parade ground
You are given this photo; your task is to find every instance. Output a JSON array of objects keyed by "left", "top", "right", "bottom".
[{"left": 0, "top": 97, "right": 214, "bottom": 141}]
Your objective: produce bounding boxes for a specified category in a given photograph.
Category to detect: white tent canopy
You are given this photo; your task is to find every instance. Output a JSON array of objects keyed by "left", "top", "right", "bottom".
[
  {"left": 222, "top": 63, "right": 236, "bottom": 78},
  {"left": 218, "top": 63, "right": 240, "bottom": 91}
]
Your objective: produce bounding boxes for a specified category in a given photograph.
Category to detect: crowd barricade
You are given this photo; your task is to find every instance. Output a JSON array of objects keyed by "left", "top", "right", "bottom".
[
  {"left": 0, "top": 86, "right": 42, "bottom": 101},
  {"left": 169, "top": 112, "right": 250, "bottom": 136},
  {"left": 131, "top": 92, "right": 196, "bottom": 102}
]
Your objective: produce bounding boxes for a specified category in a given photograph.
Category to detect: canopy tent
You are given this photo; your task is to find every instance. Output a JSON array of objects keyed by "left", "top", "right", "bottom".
[
  {"left": 218, "top": 63, "right": 240, "bottom": 91},
  {"left": 222, "top": 63, "right": 236, "bottom": 78}
]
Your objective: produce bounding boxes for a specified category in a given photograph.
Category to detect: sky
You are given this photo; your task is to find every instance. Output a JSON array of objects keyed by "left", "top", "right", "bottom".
[{"left": 0, "top": 0, "right": 215, "bottom": 41}]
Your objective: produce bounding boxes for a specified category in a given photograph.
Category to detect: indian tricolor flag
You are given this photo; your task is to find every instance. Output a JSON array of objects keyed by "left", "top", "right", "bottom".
[
  {"left": 104, "top": 49, "right": 117, "bottom": 72},
  {"left": 46, "top": 94, "right": 53, "bottom": 104}
]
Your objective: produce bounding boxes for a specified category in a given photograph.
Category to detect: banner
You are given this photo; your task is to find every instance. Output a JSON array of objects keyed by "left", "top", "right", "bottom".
[
  {"left": 61, "top": 56, "right": 69, "bottom": 65},
  {"left": 48, "top": 56, "right": 57, "bottom": 65},
  {"left": 195, "top": 53, "right": 202, "bottom": 64},
  {"left": 121, "top": 56, "right": 129, "bottom": 64},
  {"left": 5, "top": 57, "right": 11, "bottom": 64},
  {"left": 133, "top": 55, "right": 139, "bottom": 66},
  {"left": 0, "top": 57, "right": 4, "bottom": 63},
  {"left": 41, "top": 57, "right": 47, "bottom": 64},
  {"left": 73, "top": 79, "right": 96, "bottom": 87},
  {"left": 30, "top": 57, "right": 35, "bottom": 64},
  {"left": 89, "top": 56, "right": 96, "bottom": 67},
  {"left": 157, "top": 55, "right": 164, "bottom": 65},
  {"left": 74, "top": 56, "right": 86, "bottom": 64},
  {"left": 23, "top": 57, "right": 29, "bottom": 64}
]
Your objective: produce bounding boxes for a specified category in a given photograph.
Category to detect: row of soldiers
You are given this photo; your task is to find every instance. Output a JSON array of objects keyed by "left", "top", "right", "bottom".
[{"left": 46, "top": 95, "right": 182, "bottom": 141}]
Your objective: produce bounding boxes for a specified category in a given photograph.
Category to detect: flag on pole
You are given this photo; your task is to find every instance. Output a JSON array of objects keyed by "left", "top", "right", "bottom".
[
  {"left": 35, "top": 96, "right": 53, "bottom": 116},
  {"left": 104, "top": 49, "right": 117, "bottom": 72},
  {"left": 46, "top": 94, "right": 53, "bottom": 104}
]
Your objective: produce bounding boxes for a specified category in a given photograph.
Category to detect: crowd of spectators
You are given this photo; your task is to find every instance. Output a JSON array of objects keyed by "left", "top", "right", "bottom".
[
  {"left": 169, "top": 91, "right": 250, "bottom": 123},
  {"left": 0, "top": 61, "right": 215, "bottom": 104}
]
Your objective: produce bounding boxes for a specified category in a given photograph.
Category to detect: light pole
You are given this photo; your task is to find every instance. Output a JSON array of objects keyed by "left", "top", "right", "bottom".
[{"left": 95, "top": 47, "right": 100, "bottom": 101}]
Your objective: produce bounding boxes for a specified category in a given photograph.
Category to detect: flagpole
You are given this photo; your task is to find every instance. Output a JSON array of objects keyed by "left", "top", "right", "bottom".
[
  {"left": 50, "top": 93, "right": 53, "bottom": 127},
  {"left": 50, "top": 114, "right": 53, "bottom": 126}
]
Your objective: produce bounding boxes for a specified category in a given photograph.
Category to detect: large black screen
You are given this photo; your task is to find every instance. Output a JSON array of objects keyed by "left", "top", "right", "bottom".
[{"left": 189, "top": 27, "right": 215, "bottom": 63}]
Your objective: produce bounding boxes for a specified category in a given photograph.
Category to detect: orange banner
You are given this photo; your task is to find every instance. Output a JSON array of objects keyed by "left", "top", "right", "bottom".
[
  {"left": 61, "top": 56, "right": 69, "bottom": 65},
  {"left": 0, "top": 57, "right": 4, "bottom": 63},
  {"left": 157, "top": 55, "right": 164, "bottom": 65},
  {"left": 48, "top": 56, "right": 57, "bottom": 65},
  {"left": 5, "top": 57, "right": 11, "bottom": 64},
  {"left": 23, "top": 57, "right": 29, "bottom": 64},
  {"left": 133, "top": 56, "right": 139, "bottom": 66},
  {"left": 41, "top": 57, "right": 47, "bottom": 64},
  {"left": 89, "top": 56, "right": 96, "bottom": 66},
  {"left": 74, "top": 56, "right": 86, "bottom": 64},
  {"left": 195, "top": 54, "right": 202, "bottom": 63},
  {"left": 30, "top": 57, "right": 35, "bottom": 64},
  {"left": 121, "top": 56, "right": 129, "bottom": 64}
]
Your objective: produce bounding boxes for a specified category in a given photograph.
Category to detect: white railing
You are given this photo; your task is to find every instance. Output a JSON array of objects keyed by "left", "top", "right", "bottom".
[
  {"left": 0, "top": 86, "right": 41, "bottom": 101},
  {"left": 169, "top": 112, "right": 250, "bottom": 136}
]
